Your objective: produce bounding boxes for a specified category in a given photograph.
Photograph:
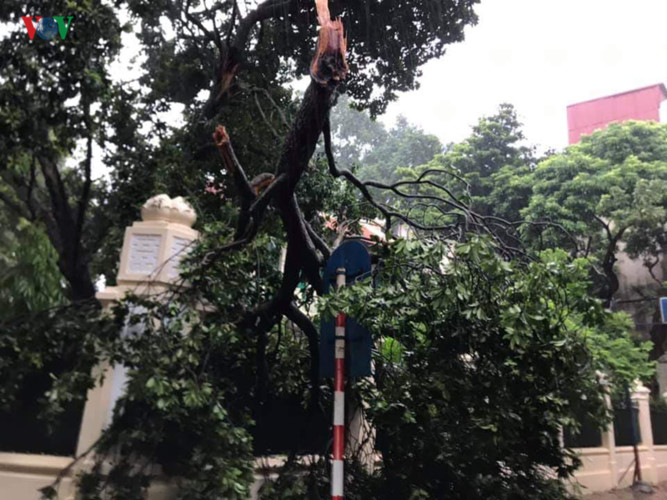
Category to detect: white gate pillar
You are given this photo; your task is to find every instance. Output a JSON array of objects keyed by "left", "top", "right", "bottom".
[
  {"left": 75, "top": 195, "right": 198, "bottom": 457},
  {"left": 631, "top": 381, "right": 657, "bottom": 484}
]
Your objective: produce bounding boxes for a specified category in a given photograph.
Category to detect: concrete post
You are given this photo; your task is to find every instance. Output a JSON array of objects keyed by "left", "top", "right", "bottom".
[
  {"left": 74, "top": 195, "right": 198, "bottom": 465},
  {"left": 600, "top": 390, "right": 618, "bottom": 487},
  {"left": 632, "top": 381, "right": 657, "bottom": 484},
  {"left": 347, "top": 402, "right": 376, "bottom": 470}
]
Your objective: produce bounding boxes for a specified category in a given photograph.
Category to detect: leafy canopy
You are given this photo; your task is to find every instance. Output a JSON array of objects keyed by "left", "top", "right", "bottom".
[{"left": 522, "top": 121, "right": 667, "bottom": 300}]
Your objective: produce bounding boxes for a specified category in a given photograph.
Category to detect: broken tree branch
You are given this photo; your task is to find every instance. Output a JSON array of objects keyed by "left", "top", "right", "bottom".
[
  {"left": 206, "top": 0, "right": 347, "bottom": 320},
  {"left": 310, "top": 0, "right": 348, "bottom": 86},
  {"left": 213, "top": 125, "right": 256, "bottom": 202}
]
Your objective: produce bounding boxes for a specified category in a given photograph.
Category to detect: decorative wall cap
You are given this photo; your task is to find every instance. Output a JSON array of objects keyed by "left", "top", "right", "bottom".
[
  {"left": 141, "top": 194, "right": 196, "bottom": 227},
  {"left": 632, "top": 379, "right": 651, "bottom": 396}
]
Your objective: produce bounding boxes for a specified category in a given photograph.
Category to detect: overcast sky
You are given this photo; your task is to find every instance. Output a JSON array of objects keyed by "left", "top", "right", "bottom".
[{"left": 380, "top": 0, "right": 667, "bottom": 151}]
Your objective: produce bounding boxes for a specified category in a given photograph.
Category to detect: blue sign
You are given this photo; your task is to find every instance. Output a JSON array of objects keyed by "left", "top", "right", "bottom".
[
  {"left": 320, "top": 241, "right": 373, "bottom": 379},
  {"left": 660, "top": 297, "right": 667, "bottom": 324}
]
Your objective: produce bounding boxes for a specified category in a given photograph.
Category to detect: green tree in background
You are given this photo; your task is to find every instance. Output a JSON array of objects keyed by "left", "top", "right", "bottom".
[
  {"left": 0, "top": 1, "right": 123, "bottom": 301},
  {"left": 400, "top": 115, "right": 666, "bottom": 308},
  {"left": 426, "top": 103, "right": 535, "bottom": 217},
  {"left": 389, "top": 104, "right": 535, "bottom": 233},
  {"left": 362, "top": 115, "right": 443, "bottom": 182},
  {"left": 326, "top": 95, "right": 388, "bottom": 169},
  {"left": 521, "top": 121, "right": 667, "bottom": 304},
  {"left": 328, "top": 95, "right": 443, "bottom": 181}
]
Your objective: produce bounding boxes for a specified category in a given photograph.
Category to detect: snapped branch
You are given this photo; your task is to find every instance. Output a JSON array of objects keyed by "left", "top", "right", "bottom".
[
  {"left": 206, "top": 0, "right": 347, "bottom": 318},
  {"left": 213, "top": 125, "right": 256, "bottom": 202}
]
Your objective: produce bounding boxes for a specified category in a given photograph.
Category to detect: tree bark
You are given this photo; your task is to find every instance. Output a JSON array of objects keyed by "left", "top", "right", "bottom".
[{"left": 38, "top": 154, "right": 96, "bottom": 302}]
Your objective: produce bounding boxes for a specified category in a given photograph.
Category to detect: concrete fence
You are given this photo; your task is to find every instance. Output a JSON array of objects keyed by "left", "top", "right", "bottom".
[
  {"left": 570, "top": 383, "right": 667, "bottom": 494},
  {"left": 0, "top": 194, "right": 663, "bottom": 498}
]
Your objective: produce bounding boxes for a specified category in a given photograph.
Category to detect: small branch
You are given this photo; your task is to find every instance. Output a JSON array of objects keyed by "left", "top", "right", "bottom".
[
  {"left": 213, "top": 125, "right": 255, "bottom": 202},
  {"left": 644, "top": 257, "right": 664, "bottom": 287},
  {"left": 200, "top": 236, "right": 255, "bottom": 270},
  {"left": 305, "top": 220, "right": 331, "bottom": 259},
  {"left": 322, "top": 116, "right": 393, "bottom": 230},
  {"left": 226, "top": 0, "right": 239, "bottom": 45},
  {"left": 251, "top": 87, "right": 290, "bottom": 129},
  {"left": 253, "top": 92, "right": 281, "bottom": 140},
  {"left": 184, "top": 7, "right": 221, "bottom": 51},
  {"left": 592, "top": 214, "right": 613, "bottom": 242},
  {"left": 288, "top": 194, "right": 324, "bottom": 294},
  {"left": 39, "top": 435, "right": 102, "bottom": 497}
]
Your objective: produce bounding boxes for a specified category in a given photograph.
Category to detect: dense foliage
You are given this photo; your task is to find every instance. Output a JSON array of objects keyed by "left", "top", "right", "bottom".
[
  {"left": 8, "top": 232, "right": 650, "bottom": 499},
  {"left": 395, "top": 112, "right": 667, "bottom": 306},
  {"left": 522, "top": 121, "right": 667, "bottom": 303},
  {"left": 0, "top": 217, "right": 65, "bottom": 318},
  {"left": 34, "top": 230, "right": 284, "bottom": 499},
  {"left": 309, "top": 237, "right": 651, "bottom": 499}
]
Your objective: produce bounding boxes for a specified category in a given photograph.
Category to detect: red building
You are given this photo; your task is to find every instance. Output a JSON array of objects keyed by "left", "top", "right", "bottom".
[{"left": 567, "top": 83, "right": 667, "bottom": 144}]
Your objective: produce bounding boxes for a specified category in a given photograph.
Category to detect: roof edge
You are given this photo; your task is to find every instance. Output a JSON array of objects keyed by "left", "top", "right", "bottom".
[{"left": 567, "top": 83, "right": 667, "bottom": 109}]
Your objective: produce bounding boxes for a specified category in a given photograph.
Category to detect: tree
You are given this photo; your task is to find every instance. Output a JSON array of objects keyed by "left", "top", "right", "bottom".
[
  {"left": 25, "top": 235, "right": 653, "bottom": 500},
  {"left": 327, "top": 95, "right": 443, "bottom": 181},
  {"left": 521, "top": 121, "right": 667, "bottom": 304},
  {"left": 327, "top": 94, "right": 388, "bottom": 169},
  {"left": 424, "top": 103, "right": 536, "bottom": 217},
  {"left": 419, "top": 116, "right": 666, "bottom": 307},
  {"left": 307, "top": 239, "right": 652, "bottom": 500},
  {"left": 361, "top": 115, "right": 443, "bottom": 181},
  {"left": 0, "top": 2, "right": 124, "bottom": 301},
  {"left": 387, "top": 104, "right": 535, "bottom": 238}
]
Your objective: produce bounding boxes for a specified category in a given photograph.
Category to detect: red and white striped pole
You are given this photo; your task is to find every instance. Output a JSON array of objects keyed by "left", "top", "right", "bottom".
[{"left": 332, "top": 267, "right": 346, "bottom": 500}]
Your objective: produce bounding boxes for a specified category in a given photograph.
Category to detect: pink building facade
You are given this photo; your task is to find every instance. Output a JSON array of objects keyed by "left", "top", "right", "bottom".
[{"left": 567, "top": 83, "right": 667, "bottom": 144}]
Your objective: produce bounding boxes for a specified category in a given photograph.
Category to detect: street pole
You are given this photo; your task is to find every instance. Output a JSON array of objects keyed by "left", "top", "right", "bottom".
[{"left": 332, "top": 267, "right": 346, "bottom": 500}]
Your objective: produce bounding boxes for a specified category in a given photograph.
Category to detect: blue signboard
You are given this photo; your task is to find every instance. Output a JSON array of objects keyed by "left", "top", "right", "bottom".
[
  {"left": 660, "top": 297, "right": 667, "bottom": 324},
  {"left": 320, "top": 240, "right": 373, "bottom": 379}
]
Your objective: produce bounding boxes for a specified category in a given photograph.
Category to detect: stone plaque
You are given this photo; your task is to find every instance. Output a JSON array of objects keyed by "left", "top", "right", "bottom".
[
  {"left": 168, "top": 236, "right": 192, "bottom": 278},
  {"left": 127, "top": 234, "right": 162, "bottom": 274}
]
